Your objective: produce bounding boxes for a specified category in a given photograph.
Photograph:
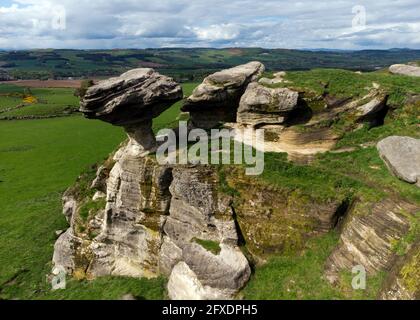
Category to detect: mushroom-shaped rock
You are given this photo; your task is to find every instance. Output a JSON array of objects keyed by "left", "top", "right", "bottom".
[
  {"left": 237, "top": 82, "right": 299, "bottom": 126},
  {"left": 80, "top": 68, "right": 183, "bottom": 153},
  {"left": 389, "top": 64, "right": 420, "bottom": 77},
  {"left": 377, "top": 136, "right": 420, "bottom": 187},
  {"left": 182, "top": 61, "right": 265, "bottom": 129}
]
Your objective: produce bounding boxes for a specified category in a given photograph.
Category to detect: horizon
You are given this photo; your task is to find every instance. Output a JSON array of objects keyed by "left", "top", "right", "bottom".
[
  {"left": 1, "top": 47, "right": 420, "bottom": 52},
  {"left": 1, "top": 1, "right": 419, "bottom": 50}
]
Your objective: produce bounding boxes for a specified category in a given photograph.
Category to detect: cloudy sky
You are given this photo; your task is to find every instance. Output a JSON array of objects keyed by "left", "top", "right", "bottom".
[{"left": 0, "top": 0, "right": 419, "bottom": 50}]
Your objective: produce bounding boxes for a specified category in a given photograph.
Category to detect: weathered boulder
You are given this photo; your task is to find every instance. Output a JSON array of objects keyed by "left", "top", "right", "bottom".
[
  {"left": 87, "top": 146, "right": 173, "bottom": 278},
  {"left": 160, "top": 166, "right": 250, "bottom": 299},
  {"left": 237, "top": 82, "right": 300, "bottom": 126},
  {"left": 325, "top": 198, "right": 418, "bottom": 282},
  {"left": 389, "top": 64, "right": 420, "bottom": 77},
  {"left": 80, "top": 68, "right": 182, "bottom": 153},
  {"left": 182, "top": 62, "right": 265, "bottom": 128},
  {"left": 377, "top": 136, "right": 420, "bottom": 187}
]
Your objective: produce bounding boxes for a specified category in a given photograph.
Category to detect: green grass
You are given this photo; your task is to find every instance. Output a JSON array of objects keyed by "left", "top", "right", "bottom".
[
  {"left": 152, "top": 82, "right": 197, "bottom": 132},
  {"left": 192, "top": 238, "right": 221, "bottom": 255},
  {"left": 272, "top": 68, "right": 420, "bottom": 106},
  {"left": 242, "top": 232, "right": 384, "bottom": 300},
  {"left": 0, "top": 83, "right": 196, "bottom": 300}
]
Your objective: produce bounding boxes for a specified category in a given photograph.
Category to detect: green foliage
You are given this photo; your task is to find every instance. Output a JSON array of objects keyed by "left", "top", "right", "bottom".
[{"left": 79, "top": 198, "right": 106, "bottom": 222}]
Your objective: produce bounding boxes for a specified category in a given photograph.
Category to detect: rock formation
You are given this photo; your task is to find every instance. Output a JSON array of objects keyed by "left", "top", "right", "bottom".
[
  {"left": 237, "top": 82, "right": 300, "bottom": 126},
  {"left": 80, "top": 68, "right": 183, "bottom": 154},
  {"left": 377, "top": 136, "right": 420, "bottom": 187},
  {"left": 389, "top": 64, "right": 420, "bottom": 77},
  {"left": 160, "top": 166, "right": 250, "bottom": 299},
  {"left": 325, "top": 198, "right": 418, "bottom": 282},
  {"left": 380, "top": 243, "right": 419, "bottom": 300},
  {"left": 53, "top": 63, "right": 419, "bottom": 300},
  {"left": 182, "top": 61, "right": 265, "bottom": 129}
]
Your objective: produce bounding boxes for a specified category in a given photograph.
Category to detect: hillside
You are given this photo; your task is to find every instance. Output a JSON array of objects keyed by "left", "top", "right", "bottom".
[{"left": 2, "top": 48, "right": 420, "bottom": 81}]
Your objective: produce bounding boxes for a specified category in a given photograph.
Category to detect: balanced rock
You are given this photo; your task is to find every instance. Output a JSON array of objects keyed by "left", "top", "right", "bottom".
[
  {"left": 389, "top": 64, "right": 420, "bottom": 77},
  {"left": 237, "top": 82, "right": 299, "bottom": 126},
  {"left": 377, "top": 136, "right": 420, "bottom": 186},
  {"left": 182, "top": 61, "right": 265, "bottom": 128},
  {"left": 80, "top": 68, "right": 183, "bottom": 153}
]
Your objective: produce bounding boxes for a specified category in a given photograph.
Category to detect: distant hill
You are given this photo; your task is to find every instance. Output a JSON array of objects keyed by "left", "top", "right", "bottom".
[{"left": 2, "top": 48, "right": 420, "bottom": 81}]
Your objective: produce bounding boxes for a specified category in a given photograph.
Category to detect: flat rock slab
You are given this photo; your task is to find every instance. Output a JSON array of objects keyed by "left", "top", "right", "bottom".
[
  {"left": 377, "top": 136, "right": 420, "bottom": 186},
  {"left": 389, "top": 64, "right": 420, "bottom": 77}
]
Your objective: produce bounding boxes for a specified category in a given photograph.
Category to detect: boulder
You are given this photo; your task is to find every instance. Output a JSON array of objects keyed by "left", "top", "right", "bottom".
[
  {"left": 80, "top": 68, "right": 182, "bottom": 153},
  {"left": 160, "top": 166, "right": 250, "bottom": 299},
  {"left": 325, "top": 198, "right": 417, "bottom": 282},
  {"left": 377, "top": 136, "right": 420, "bottom": 186},
  {"left": 182, "top": 62, "right": 265, "bottom": 128},
  {"left": 237, "top": 82, "right": 299, "bottom": 126},
  {"left": 389, "top": 64, "right": 420, "bottom": 77}
]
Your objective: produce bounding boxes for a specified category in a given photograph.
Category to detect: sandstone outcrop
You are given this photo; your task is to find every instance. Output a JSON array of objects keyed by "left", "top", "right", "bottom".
[
  {"left": 182, "top": 61, "right": 265, "bottom": 128},
  {"left": 380, "top": 243, "right": 419, "bottom": 300},
  {"left": 325, "top": 198, "right": 418, "bottom": 282},
  {"left": 389, "top": 64, "right": 420, "bottom": 77},
  {"left": 377, "top": 136, "right": 420, "bottom": 187},
  {"left": 80, "top": 68, "right": 183, "bottom": 153},
  {"left": 237, "top": 82, "right": 300, "bottom": 126},
  {"left": 160, "top": 166, "right": 250, "bottom": 299}
]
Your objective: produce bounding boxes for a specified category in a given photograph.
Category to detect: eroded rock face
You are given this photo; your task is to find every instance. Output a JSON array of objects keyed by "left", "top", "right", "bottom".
[
  {"left": 377, "top": 136, "right": 420, "bottom": 187},
  {"left": 325, "top": 198, "right": 418, "bottom": 282},
  {"left": 224, "top": 169, "right": 348, "bottom": 259},
  {"left": 182, "top": 61, "right": 265, "bottom": 128},
  {"left": 389, "top": 64, "right": 420, "bottom": 77},
  {"left": 380, "top": 243, "right": 420, "bottom": 300},
  {"left": 237, "top": 82, "right": 300, "bottom": 126},
  {"left": 160, "top": 166, "right": 250, "bottom": 300},
  {"left": 80, "top": 68, "right": 183, "bottom": 153},
  {"left": 87, "top": 145, "right": 172, "bottom": 278}
]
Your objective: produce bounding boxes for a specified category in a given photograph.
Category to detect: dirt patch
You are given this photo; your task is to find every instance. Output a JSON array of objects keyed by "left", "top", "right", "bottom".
[{"left": 227, "top": 49, "right": 244, "bottom": 56}]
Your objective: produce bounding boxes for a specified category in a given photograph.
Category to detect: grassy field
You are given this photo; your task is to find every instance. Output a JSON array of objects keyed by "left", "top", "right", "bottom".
[
  {"left": 0, "top": 83, "right": 196, "bottom": 300},
  {"left": 0, "top": 84, "right": 79, "bottom": 117},
  {"left": 242, "top": 232, "right": 385, "bottom": 300}
]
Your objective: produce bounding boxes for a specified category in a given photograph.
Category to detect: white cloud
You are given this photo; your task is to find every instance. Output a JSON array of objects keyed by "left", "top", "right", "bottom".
[{"left": 0, "top": 0, "right": 419, "bottom": 49}]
